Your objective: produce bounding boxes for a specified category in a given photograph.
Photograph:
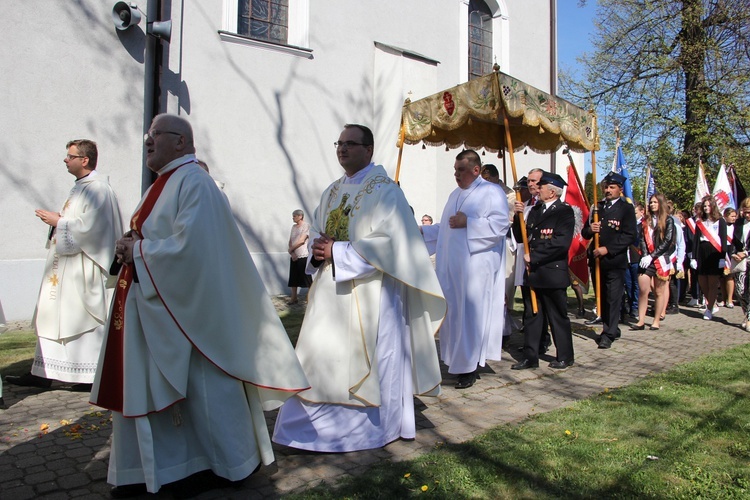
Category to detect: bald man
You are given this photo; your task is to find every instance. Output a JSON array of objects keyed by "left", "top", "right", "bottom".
[{"left": 91, "top": 114, "right": 308, "bottom": 497}]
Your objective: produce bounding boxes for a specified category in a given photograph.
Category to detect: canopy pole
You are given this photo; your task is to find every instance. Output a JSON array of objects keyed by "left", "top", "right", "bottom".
[
  {"left": 503, "top": 111, "right": 538, "bottom": 314},
  {"left": 394, "top": 112, "right": 407, "bottom": 183},
  {"left": 591, "top": 149, "right": 601, "bottom": 319}
]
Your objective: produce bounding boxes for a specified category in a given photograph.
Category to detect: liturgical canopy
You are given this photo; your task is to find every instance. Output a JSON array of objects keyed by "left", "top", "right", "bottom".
[{"left": 400, "top": 70, "right": 599, "bottom": 154}]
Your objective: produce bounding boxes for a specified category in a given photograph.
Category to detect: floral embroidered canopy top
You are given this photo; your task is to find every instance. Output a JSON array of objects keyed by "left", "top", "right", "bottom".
[{"left": 401, "top": 70, "right": 599, "bottom": 154}]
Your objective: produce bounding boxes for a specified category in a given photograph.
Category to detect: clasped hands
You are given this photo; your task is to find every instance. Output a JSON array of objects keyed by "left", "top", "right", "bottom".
[
  {"left": 312, "top": 234, "right": 334, "bottom": 261},
  {"left": 449, "top": 211, "right": 467, "bottom": 229},
  {"left": 115, "top": 231, "right": 141, "bottom": 265},
  {"left": 35, "top": 209, "right": 61, "bottom": 227}
]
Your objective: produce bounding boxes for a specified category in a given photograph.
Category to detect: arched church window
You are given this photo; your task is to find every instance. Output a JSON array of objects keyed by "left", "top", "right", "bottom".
[{"left": 468, "top": 0, "right": 493, "bottom": 80}]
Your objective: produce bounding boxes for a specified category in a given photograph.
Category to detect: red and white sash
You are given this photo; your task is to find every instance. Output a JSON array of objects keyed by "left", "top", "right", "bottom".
[
  {"left": 686, "top": 218, "right": 696, "bottom": 235},
  {"left": 695, "top": 219, "right": 723, "bottom": 253},
  {"left": 642, "top": 218, "right": 671, "bottom": 278},
  {"left": 725, "top": 225, "right": 735, "bottom": 272}
]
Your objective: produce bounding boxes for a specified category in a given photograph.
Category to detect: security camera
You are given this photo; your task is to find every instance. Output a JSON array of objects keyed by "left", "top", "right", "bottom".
[{"left": 112, "top": 2, "right": 141, "bottom": 30}]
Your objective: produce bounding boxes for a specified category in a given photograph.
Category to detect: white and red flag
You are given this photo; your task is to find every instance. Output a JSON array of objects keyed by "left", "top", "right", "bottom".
[
  {"left": 712, "top": 164, "right": 736, "bottom": 211},
  {"left": 694, "top": 160, "right": 710, "bottom": 205}
]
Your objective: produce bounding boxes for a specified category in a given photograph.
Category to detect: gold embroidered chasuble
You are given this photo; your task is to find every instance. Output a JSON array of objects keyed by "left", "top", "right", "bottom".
[{"left": 295, "top": 165, "right": 445, "bottom": 407}]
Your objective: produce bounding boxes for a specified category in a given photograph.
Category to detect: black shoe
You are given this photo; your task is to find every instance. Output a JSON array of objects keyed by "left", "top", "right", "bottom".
[
  {"left": 511, "top": 358, "right": 538, "bottom": 370},
  {"left": 455, "top": 371, "right": 478, "bottom": 389},
  {"left": 630, "top": 324, "right": 645, "bottom": 331},
  {"left": 70, "top": 383, "right": 92, "bottom": 392},
  {"left": 666, "top": 306, "right": 679, "bottom": 315},
  {"left": 5, "top": 372, "right": 52, "bottom": 388},
  {"left": 598, "top": 338, "right": 612, "bottom": 349},
  {"left": 168, "top": 470, "right": 239, "bottom": 499},
  {"left": 0, "top": 397, "right": 5, "bottom": 408},
  {"left": 549, "top": 359, "right": 574, "bottom": 369},
  {"left": 584, "top": 317, "right": 602, "bottom": 325},
  {"left": 110, "top": 483, "right": 147, "bottom": 498},
  {"left": 649, "top": 326, "right": 660, "bottom": 331},
  {"left": 576, "top": 308, "right": 586, "bottom": 318}
]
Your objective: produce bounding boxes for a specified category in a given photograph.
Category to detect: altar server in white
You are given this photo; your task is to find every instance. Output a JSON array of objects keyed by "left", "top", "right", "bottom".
[
  {"left": 273, "top": 124, "right": 446, "bottom": 453},
  {"left": 422, "top": 150, "right": 510, "bottom": 389},
  {"left": 6, "top": 139, "right": 123, "bottom": 390},
  {"left": 91, "top": 114, "right": 309, "bottom": 497}
]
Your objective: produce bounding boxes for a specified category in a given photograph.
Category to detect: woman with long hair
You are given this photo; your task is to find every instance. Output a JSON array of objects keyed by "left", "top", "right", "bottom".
[
  {"left": 691, "top": 195, "right": 727, "bottom": 320},
  {"left": 731, "top": 198, "right": 750, "bottom": 331},
  {"left": 631, "top": 193, "right": 675, "bottom": 330}
]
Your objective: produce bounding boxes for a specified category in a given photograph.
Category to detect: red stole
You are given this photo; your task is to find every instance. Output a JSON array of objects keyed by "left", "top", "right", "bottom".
[
  {"left": 695, "top": 219, "right": 723, "bottom": 253},
  {"left": 642, "top": 218, "right": 671, "bottom": 278},
  {"left": 93, "top": 165, "right": 185, "bottom": 412},
  {"left": 686, "top": 218, "right": 696, "bottom": 235}
]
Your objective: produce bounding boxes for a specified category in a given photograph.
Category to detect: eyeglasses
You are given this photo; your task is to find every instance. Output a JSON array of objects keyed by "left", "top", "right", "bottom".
[
  {"left": 65, "top": 154, "right": 85, "bottom": 160},
  {"left": 334, "top": 141, "right": 369, "bottom": 149},
  {"left": 144, "top": 130, "right": 181, "bottom": 143}
]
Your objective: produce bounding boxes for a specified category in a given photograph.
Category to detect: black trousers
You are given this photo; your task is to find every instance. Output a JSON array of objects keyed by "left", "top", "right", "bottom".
[
  {"left": 521, "top": 285, "right": 551, "bottom": 350},
  {"left": 601, "top": 267, "right": 626, "bottom": 342},
  {"left": 524, "top": 287, "right": 574, "bottom": 362}
]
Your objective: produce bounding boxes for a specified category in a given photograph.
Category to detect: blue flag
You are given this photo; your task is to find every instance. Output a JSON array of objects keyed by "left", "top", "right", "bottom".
[
  {"left": 613, "top": 145, "right": 634, "bottom": 203},
  {"left": 645, "top": 166, "right": 656, "bottom": 203}
]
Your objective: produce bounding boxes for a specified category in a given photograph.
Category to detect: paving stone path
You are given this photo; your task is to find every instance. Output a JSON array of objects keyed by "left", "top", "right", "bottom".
[{"left": 2, "top": 300, "right": 748, "bottom": 499}]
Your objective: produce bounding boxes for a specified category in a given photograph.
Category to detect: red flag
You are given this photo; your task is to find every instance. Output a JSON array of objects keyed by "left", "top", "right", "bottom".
[
  {"left": 564, "top": 164, "right": 590, "bottom": 289},
  {"left": 727, "top": 164, "right": 747, "bottom": 207}
]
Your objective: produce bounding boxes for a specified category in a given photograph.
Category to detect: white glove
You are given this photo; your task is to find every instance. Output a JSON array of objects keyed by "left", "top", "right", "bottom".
[
  {"left": 640, "top": 255, "right": 653, "bottom": 269},
  {"left": 719, "top": 258, "right": 726, "bottom": 268},
  {"left": 690, "top": 259, "right": 698, "bottom": 270}
]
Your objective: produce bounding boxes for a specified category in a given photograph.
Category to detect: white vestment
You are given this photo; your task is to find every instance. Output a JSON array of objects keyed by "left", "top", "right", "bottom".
[
  {"left": 273, "top": 163, "right": 446, "bottom": 452},
  {"left": 91, "top": 156, "right": 309, "bottom": 492},
  {"left": 31, "top": 169, "right": 123, "bottom": 383},
  {"left": 422, "top": 176, "right": 510, "bottom": 374}
]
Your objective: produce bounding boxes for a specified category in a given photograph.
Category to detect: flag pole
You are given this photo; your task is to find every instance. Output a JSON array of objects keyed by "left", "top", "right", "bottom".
[
  {"left": 502, "top": 109, "right": 538, "bottom": 314},
  {"left": 394, "top": 102, "right": 408, "bottom": 183},
  {"left": 591, "top": 145, "right": 601, "bottom": 321}
]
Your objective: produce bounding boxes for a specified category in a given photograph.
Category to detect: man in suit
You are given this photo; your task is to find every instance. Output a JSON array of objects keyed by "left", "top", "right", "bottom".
[
  {"left": 512, "top": 169, "right": 552, "bottom": 353},
  {"left": 511, "top": 172, "right": 575, "bottom": 370},
  {"left": 581, "top": 172, "right": 637, "bottom": 349}
]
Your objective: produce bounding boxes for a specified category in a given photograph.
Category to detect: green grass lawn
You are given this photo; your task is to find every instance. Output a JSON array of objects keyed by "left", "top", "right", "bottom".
[
  {"left": 0, "top": 329, "right": 36, "bottom": 377},
  {"left": 289, "top": 343, "right": 750, "bottom": 499}
]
